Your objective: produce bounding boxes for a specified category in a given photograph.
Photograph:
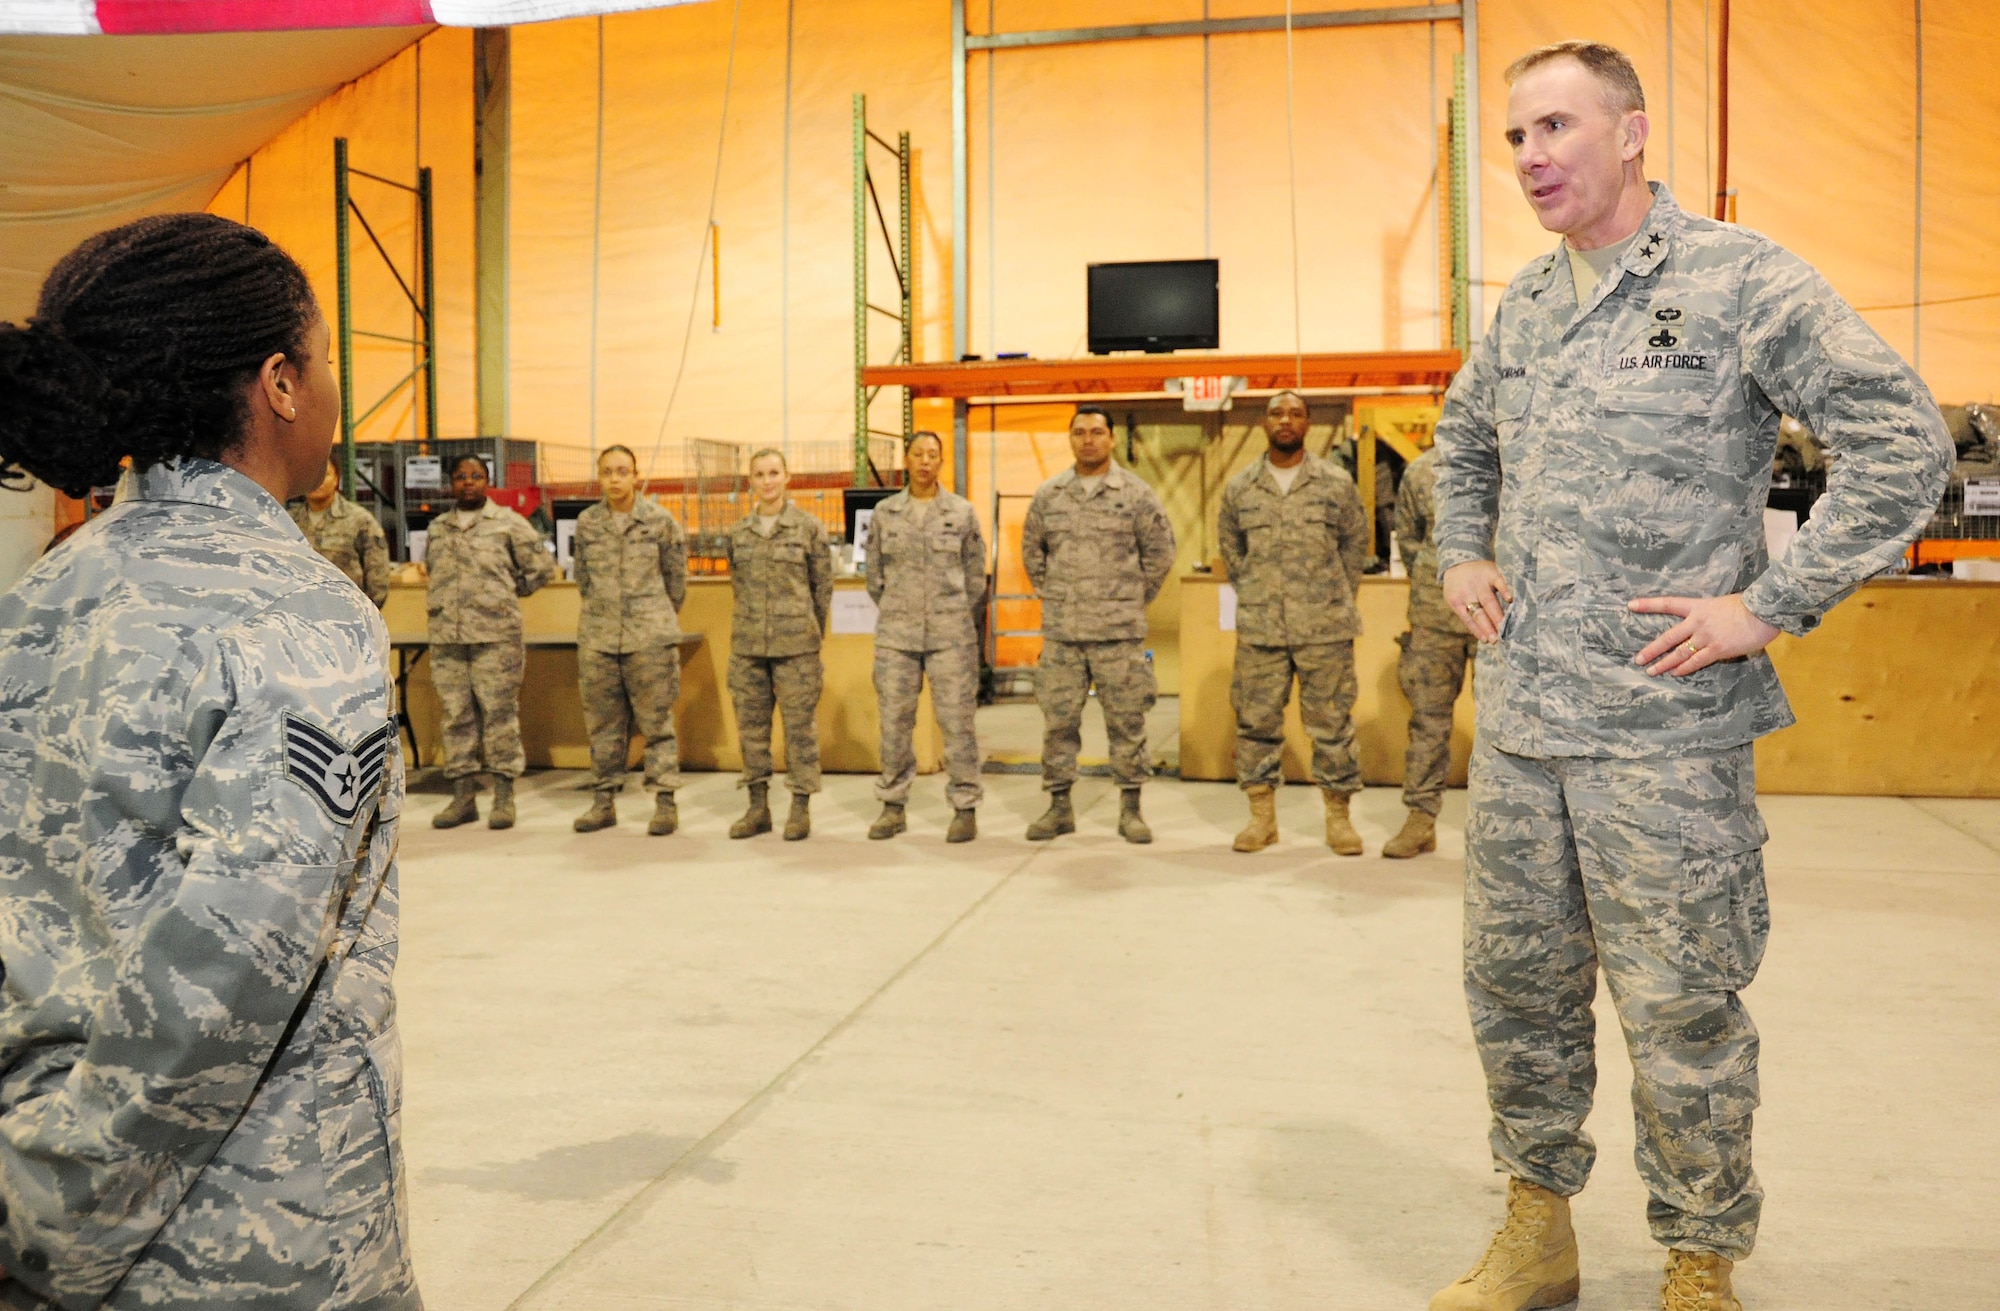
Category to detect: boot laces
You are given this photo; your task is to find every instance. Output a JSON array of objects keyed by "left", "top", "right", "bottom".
[
  {"left": 1662, "top": 1251, "right": 1735, "bottom": 1310},
  {"left": 1469, "top": 1193, "right": 1550, "bottom": 1282}
]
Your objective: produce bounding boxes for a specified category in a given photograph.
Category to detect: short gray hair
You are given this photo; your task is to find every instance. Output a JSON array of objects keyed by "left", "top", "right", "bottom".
[{"left": 1504, "top": 40, "right": 1645, "bottom": 115}]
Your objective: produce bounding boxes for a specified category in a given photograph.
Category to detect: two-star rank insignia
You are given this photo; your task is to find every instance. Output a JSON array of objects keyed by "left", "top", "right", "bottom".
[
  {"left": 1636, "top": 231, "right": 1663, "bottom": 260},
  {"left": 284, "top": 713, "right": 394, "bottom": 824}
]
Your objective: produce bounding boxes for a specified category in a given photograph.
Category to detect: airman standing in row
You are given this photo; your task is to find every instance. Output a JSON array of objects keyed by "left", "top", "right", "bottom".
[
  {"left": 1384, "top": 444, "right": 1476, "bottom": 858},
  {"left": 866, "top": 430, "right": 988, "bottom": 843},
  {"left": 292, "top": 453, "right": 392, "bottom": 608},
  {"left": 426, "top": 454, "right": 557, "bottom": 831},
  {"left": 1217, "top": 390, "right": 1371, "bottom": 854},
  {"left": 1021, "top": 405, "right": 1176, "bottom": 844},
  {"left": 571, "top": 443, "right": 689, "bottom": 836},
  {"left": 726, "top": 447, "right": 832, "bottom": 841}
]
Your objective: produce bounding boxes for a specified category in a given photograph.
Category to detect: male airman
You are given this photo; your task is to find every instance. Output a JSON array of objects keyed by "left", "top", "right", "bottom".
[
  {"left": 292, "top": 454, "right": 392, "bottom": 608},
  {"left": 1216, "top": 390, "right": 1370, "bottom": 854},
  {"left": 1020, "top": 405, "right": 1176, "bottom": 843},
  {"left": 1382, "top": 444, "right": 1476, "bottom": 858},
  {"left": 1428, "top": 41, "right": 1952, "bottom": 1311}
]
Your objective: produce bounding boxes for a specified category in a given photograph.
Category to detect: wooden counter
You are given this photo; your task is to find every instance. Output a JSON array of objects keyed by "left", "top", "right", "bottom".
[
  {"left": 386, "top": 578, "right": 941, "bottom": 776},
  {"left": 1180, "top": 574, "right": 2000, "bottom": 798},
  {"left": 1179, "top": 574, "right": 1474, "bottom": 788}
]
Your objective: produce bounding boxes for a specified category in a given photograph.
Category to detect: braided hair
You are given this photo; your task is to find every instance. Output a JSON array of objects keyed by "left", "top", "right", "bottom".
[{"left": 0, "top": 213, "right": 318, "bottom": 497}]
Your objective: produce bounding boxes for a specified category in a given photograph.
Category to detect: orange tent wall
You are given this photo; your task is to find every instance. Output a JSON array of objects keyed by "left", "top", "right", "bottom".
[
  {"left": 213, "top": 1, "right": 1997, "bottom": 483},
  {"left": 1479, "top": 0, "right": 1998, "bottom": 398},
  {"left": 206, "top": 30, "right": 478, "bottom": 449}
]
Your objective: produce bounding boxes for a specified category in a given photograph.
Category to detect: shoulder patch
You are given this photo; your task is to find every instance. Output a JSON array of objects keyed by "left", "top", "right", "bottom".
[{"left": 284, "top": 713, "right": 394, "bottom": 824}]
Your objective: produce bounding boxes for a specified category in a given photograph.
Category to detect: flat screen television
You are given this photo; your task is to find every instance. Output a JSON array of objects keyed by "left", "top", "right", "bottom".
[{"left": 1087, "top": 258, "right": 1219, "bottom": 354}]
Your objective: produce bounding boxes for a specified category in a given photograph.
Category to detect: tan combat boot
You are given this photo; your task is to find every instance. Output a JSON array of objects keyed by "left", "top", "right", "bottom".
[
  {"left": 432, "top": 776, "right": 479, "bottom": 829},
  {"left": 648, "top": 791, "right": 678, "bottom": 836},
  {"left": 1431, "top": 1178, "right": 1580, "bottom": 1311},
  {"left": 1117, "top": 788, "right": 1153, "bottom": 844},
  {"left": 1321, "top": 788, "right": 1364, "bottom": 856},
  {"left": 783, "top": 793, "right": 811, "bottom": 841},
  {"left": 730, "top": 782, "right": 772, "bottom": 839},
  {"left": 486, "top": 775, "right": 516, "bottom": 830},
  {"left": 1233, "top": 784, "right": 1279, "bottom": 852},
  {"left": 573, "top": 791, "right": 617, "bottom": 833},
  {"left": 1383, "top": 808, "right": 1437, "bottom": 859},
  {"left": 1026, "top": 788, "right": 1074, "bottom": 841},
  {"left": 868, "top": 802, "right": 907, "bottom": 840},
  {"left": 1660, "top": 1250, "right": 1742, "bottom": 1311},
  {"left": 946, "top": 809, "right": 977, "bottom": 843}
]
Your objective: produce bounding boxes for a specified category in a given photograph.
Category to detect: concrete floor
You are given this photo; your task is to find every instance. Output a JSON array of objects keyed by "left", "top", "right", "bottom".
[{"left": 395, "top": 704, "right": 2000, "bottom": 1311}]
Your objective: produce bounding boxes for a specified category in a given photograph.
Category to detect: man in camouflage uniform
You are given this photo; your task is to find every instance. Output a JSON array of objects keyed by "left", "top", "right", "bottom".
[
  {"left": 1384, "top": 445, "right": 1477, "bottom": 859},
  {"left": 726, "top": 448, "right": 832, "bottom": 842},
  {"left": 865, "top": 431, "right": 988, "bottom": 843},
  {"left": 1021, "top": 405, "right": 1176, "bottom": 844},
  {"left": 571, "top": 444, "right": 688, "bottom": 836},
  {"left": 1216, "top": 390, "right": 1370, "bottom": 855},
  {"left": 1429, "top": 44, "right": 1952, "bottom": 1311},
  {"left": 0, "top": 460, "right": 417, "bottom": 1310},
  {"left": 292, "top": 454, "right": 392, "bottom": 607},
  {"left": 424, "top": 455, "right": 556, "bottom": 831}
]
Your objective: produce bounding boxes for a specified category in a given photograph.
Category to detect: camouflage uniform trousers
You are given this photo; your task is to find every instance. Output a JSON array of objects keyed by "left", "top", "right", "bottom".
[
  {"left": 728, "top": 651, "right": 822, "bottom": 795},
  {"left": 1231, "top": 641, "right": 1360, "bottom": 794},
  {"left": 1465, "top": 736, "right": 1770, "bottom": 1259},
  {"left": 580, "top": 645, "right": 682, "bottom": 794},
  {"left": 874, "top": 643, "right": 983, "bottom": 812},
  {"left": 431, "top": 640, "right": 526, "bottom": 779},
  {"left": 1036, "top": 638, "right": 1154, "bottom": 791},
  {"left": 1398, "top": 625, "right": 1478, "bottom": 815}
]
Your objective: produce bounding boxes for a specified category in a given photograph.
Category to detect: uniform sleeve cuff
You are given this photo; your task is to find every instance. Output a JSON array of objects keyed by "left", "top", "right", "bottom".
[
  {"left": 1741, "top": 577, "right": 1820, "bottom": 637},
  {"left": 1432, "top": 546, "right": 1491, "bottom": 576}
]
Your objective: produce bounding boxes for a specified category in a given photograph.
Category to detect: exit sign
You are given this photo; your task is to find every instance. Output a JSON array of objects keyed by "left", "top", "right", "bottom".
[{"left": 1176, "top": 375, "right": 1245, "bottom": 412}]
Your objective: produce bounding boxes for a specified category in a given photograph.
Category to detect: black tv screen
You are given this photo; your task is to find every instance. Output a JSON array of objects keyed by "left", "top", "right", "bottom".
[{"left": 1087, "top": 259, "right": 1219, "bottom": 354}]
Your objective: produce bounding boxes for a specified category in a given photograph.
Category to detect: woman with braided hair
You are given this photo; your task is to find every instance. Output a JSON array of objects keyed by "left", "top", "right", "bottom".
[{"left": 0, "top": 214, "right": 421, "bottom": 1309}]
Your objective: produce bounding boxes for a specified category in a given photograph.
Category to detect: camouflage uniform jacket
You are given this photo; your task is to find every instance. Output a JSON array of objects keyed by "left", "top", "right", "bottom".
[
  {"left": 290, "top": 494, "right": 392, "bottom": 608},
  {"left": 0, "top": 459, "right": 415, "bottom": 1310},
  {"left": 573, "top": 496, "right": 687, "bottom": 654},
  {"left": 864, "top": 489, "right": 986, "bottom": 652},
  {"left": 1216, "top": 452, "right": 1368, "bottom": 647},
  {"left": 1394, "top": 449, "right": 1469, "bottom": 636},
  {"left": 725, "top": 504, "right": 831, "bottom": 659},
  {"left": 423, "top": 498, "right": 556, "bottom": 645},
  {"left": 1021, "top": 465, "right": 1176, "bottom": 642},
  {"left": 1434, "top": 183, "right": 1953, "bottom": 758}
]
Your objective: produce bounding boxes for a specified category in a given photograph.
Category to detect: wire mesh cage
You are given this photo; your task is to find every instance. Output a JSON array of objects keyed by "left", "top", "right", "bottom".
[
  {"left": 1921, "top": 473, "right": 2000, "bottom": 542},
  {"left": 650, "top": 438, "right": 904, "bottom": 572}
]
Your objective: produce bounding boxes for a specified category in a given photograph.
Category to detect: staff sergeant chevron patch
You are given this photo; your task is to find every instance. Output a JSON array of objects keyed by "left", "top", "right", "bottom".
[{"left": 283, "top": 714, "right": 394, "bottom": 824}]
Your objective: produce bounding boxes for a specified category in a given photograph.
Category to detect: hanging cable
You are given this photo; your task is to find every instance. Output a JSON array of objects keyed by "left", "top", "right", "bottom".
[
  {"left": 645, "top": 0, "right": 746, "bottom": 482},
  {"left": 589, "top": 15, "right": 604, "bottom": 465},
  {"left": 1282, "top": 0, "right": 1304, "bottom": 387}
]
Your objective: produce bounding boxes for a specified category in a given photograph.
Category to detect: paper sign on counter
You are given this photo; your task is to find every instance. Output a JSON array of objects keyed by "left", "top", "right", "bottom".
[{"left": 830, "top": 590, "right": 880, "bottom": 635}]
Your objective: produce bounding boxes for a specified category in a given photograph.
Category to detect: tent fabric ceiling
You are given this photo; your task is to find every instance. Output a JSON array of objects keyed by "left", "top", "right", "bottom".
[
  {"left": 2, "top": 0, "right": 704, "bottom": 37},
  {"left": 0, "top": 28, "right": 427, "bottom": 318}
]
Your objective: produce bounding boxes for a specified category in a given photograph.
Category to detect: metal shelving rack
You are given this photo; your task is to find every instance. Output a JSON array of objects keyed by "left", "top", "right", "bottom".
[
  {"left": 853, "top": 94, "right": 915, "bottom": 488},
  {"left": 333, "top": 136, "right": 437, "bottom": 551}
]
